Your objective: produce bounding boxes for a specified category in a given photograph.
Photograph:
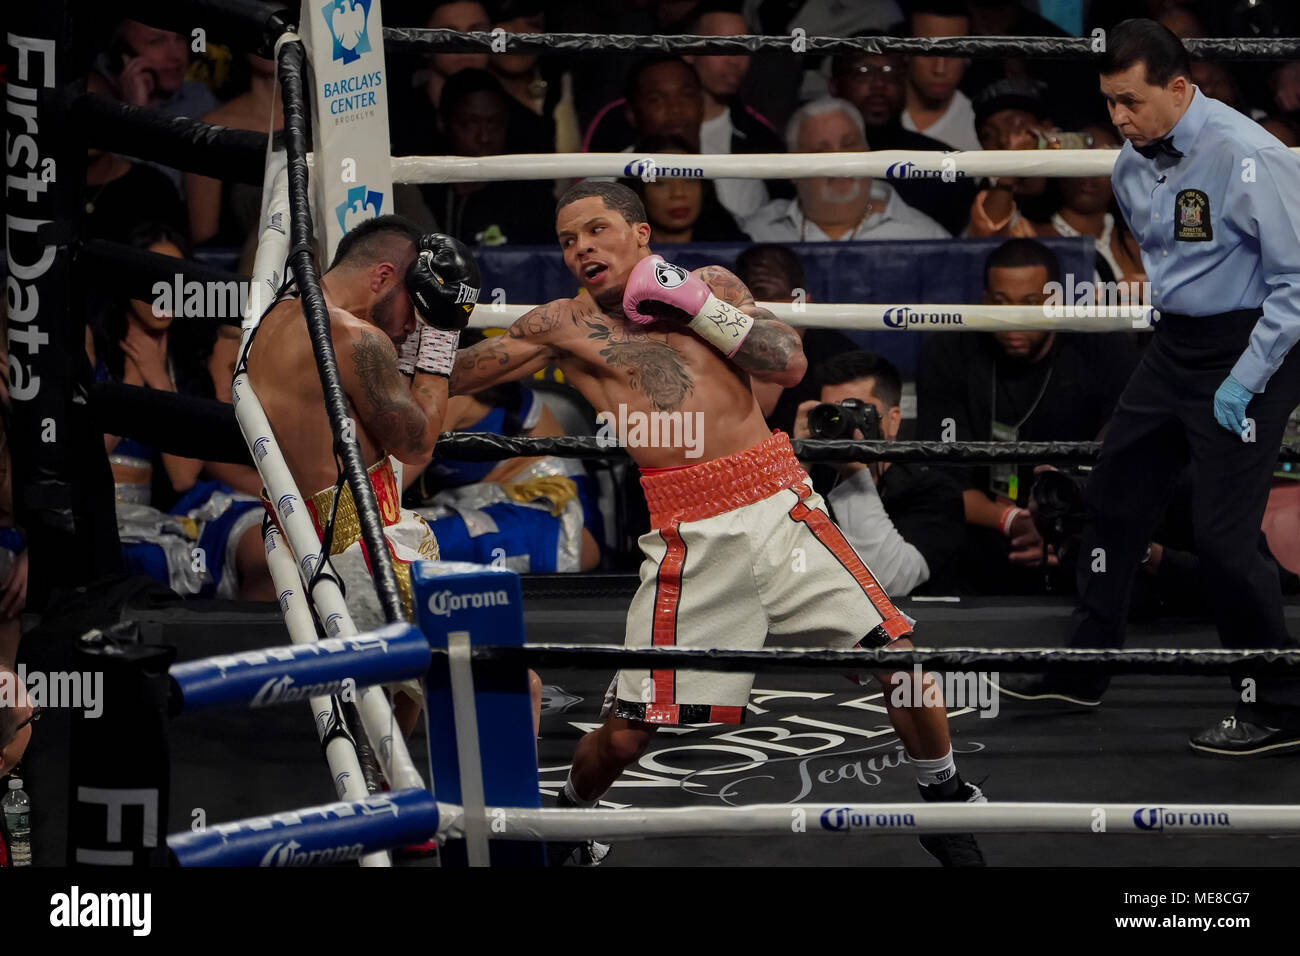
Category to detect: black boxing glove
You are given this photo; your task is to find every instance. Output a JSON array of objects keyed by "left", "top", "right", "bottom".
[
  {"left": 403, "top": 234, "right": 481, "bottom": 377},
  {"left": 405, "top": 233, "right": 480, "bottom": 330}
]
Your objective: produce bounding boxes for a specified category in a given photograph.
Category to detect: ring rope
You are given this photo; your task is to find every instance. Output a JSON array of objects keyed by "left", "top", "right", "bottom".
[
  {"left": 436, "top": 801, "right": 1300, "bottom": 842},
  {"left": 384, "top": 29, "right": 1300, "bottom": 60},
  {"left": 468, "top": 301, "right": 1148, "bottom": 332},
  {"left": 468, "top": 643, "right": 1300, "bottom": 676},
  {"left": 274, "top": 37, "right": 405, "bottom": 625}
]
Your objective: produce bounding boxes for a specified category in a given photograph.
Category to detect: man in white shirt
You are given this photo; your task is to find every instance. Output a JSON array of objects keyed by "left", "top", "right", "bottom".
[
  {"left": 685, "top": 2, "right": 785, "bottom": 220},
  {"left": 900, "top": 1, "right": 982, "bottom": 152},
  {"left": 743, "top": 98, "right": 950, "bottom": 242}
]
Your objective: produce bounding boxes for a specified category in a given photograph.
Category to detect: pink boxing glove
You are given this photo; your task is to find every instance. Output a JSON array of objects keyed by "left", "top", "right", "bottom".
[{"left": 621, "top": 254, "right": 755, "bottom": 357}]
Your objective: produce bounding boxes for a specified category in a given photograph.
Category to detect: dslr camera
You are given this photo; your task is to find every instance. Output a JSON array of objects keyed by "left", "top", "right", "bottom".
[{"left": 806, "top": 398, "right": 882, "bottom": 440}]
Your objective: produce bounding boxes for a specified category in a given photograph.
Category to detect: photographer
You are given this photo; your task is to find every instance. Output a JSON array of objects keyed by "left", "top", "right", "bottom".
[
  {"left": 915, "top": 238, "right": 1138, "bottom": 594},
  {"left": 794, "top": 351, "right": 964, "bottom": 596}
]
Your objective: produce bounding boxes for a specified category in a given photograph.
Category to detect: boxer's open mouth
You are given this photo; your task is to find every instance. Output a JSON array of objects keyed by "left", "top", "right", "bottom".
[{"left": 583, "top": 262, "right": 608, "bottom": 282}]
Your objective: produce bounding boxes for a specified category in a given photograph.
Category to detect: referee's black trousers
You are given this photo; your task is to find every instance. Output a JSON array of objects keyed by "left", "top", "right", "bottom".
[{"left": 1071, "top": 309, "right": 1300, "bottom": 722}]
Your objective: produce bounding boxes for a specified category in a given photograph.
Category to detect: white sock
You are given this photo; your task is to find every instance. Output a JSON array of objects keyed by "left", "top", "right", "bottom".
[
  {"left": 912, "top": 749, "right": 957, "bottom": 790},
  {"left": 561, "top": 772, "right": 600, "bottom": 808}
]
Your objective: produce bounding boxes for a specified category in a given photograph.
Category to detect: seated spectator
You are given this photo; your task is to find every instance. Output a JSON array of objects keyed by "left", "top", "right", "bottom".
[
  {"left": 743, "top": 97, "right": 950, "bottom": 242},
  {"left": 584, "top": 51, "right": 791, "bottom": 221},
  {"left": 82, "top": 125, "right": 187, "bottom": 244},
  {"left": 420, "top": 69, "right": 556, "bottom": 246},
  {"left": 732, "top": 243, "right": 857, "bottom": 434},
  {"left": 1190, "top": 60, "right": 1248, "bottom": 115},
  {"left": 976, "top": 122, "right": 1146, "bottom": 288},
  {"left": 583, "top": 55, "right": 703, "bottom": 153},
  {"left": 93, "top": 20, "right": 220, "bottom": 195},
  {"left": 792, "top": 350, "right": 965, "bottom": 596},
  {"left": 405, "top": 377, "right": 602, "bottom": 572},
  {"left": 914, "top": 239, "right": 1139, "bottom": 594},
  {"left": 389, "top": 0, "right": 493, "bottom": 158},
  {"left": 901, "top": 1, "right": 981, "bottom": 152},
  {"left": 960, "top": 0, "right": 1093, "bottom": 129},
  {"left": 0, "top": 667, "right": 34, "bottom": 776},
  {"left": 1262, "top": 115, "right": 1300, "bottom": 147},
  {"left": 488, "top": 0, "right": 580, "bottom": 153},
  {"left": 87, "top": 223, "right": 272, "bottom": 601},
  {"left": 682, "top": 1, "right": 788, "bottom": 219},
  {"left": 186, "top": 53, "right": 282, "bottom": 247},
  {"left": 829, "top": 36, "right": 977, "bottom": 235},
  {"left": 966, "top": 77, "right": 1063, "bottom": 238},
  {"left": 746, "top": 0, "right": 903, "bottom": 110},
  {"left": 623, "top": 135, "right": 747, "bottom": 243}
]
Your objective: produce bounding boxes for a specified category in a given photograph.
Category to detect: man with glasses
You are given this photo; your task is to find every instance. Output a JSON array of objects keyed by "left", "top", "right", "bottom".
[{"left": 829, "top": 37, "right": 977, "bottom": 235}]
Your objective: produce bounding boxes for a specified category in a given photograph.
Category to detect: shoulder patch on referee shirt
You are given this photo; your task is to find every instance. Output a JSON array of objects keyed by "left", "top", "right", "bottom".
[{"left": 1174, "top": 188, "right": 1212, "bottom": 242}]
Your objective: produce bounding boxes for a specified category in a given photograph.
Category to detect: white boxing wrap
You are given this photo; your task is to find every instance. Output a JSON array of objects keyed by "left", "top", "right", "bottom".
[
  {"left": 415, "top": 325, "right": 460, "bottom": 377},
  {"left": 687, "top": 293, "right": 755, "bottom": 357},
  {"left": 395, "top": 328, "right": 420, "bottom": 378}
]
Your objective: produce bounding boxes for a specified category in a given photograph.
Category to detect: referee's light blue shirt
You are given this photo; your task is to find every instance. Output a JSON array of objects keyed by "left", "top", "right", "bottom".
[{"left": 1112, "top": 86, "right": 1300, "bottom": 392}]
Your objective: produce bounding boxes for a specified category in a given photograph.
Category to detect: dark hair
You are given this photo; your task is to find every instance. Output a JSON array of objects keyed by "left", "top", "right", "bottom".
[
  {"left": 1098, "top": 18, "right": 1192, "bottom": 87},
  {"left": 906, "top": 0, "right": 969, "bottom": 28},
  {"left": 439, "top": 66, "right": 508, "bottom": 115},
  {"left": 621, "top": 134, "right": 743, "bottom": 240},
  {"left": 984, "top": 238, "right": 1062, "bottom": 288},
  {"left": 685, "top": 0, "right": 745, "bottom": 32},
  {"left": 329, "top": 214, "right": 423, "bottom": 271},
  {"left": 623, "top": 55, "right": 699, "bottom": 104},
  {"left": 92, "top": 221, "right": 207, "bottom": 388},
  {"left": 817, "top": 350, "right": 903, "bottom": 410},
  {"left": 734, "top": 244, "right": 806, "bottom": 295},
  {"left": 556, "top": 180, "right": 647, "bottom": 226}
]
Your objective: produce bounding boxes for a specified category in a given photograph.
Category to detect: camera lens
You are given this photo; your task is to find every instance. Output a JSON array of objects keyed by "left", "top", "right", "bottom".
[{"left": 807, "top": 403, "right": 848, "bottom": 440}]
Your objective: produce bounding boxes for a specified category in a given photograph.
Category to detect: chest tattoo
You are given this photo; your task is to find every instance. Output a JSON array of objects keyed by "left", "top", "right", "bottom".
[{"left": 584, "top": 317, "right": 694, "bottom": 411}]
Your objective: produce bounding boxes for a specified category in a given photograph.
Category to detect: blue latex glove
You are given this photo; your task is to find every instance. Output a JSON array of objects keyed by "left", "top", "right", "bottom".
[{"left": 1213, "top": 375, "right": 1255, "bottom": 436}]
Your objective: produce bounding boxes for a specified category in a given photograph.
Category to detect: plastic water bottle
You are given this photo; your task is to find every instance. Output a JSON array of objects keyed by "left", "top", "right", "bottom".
[{"left": 2, "top": 779, "right": 31, "bottom": 866}]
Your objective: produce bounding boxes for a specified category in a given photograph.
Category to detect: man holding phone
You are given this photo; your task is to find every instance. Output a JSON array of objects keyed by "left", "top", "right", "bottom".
[{"left": 99, "top": 20, "right": 217, "bottom": 120}]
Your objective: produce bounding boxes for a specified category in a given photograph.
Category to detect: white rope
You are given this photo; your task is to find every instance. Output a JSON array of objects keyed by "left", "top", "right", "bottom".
[
  {"left": 389, "top": 147, "right": 1300, "bottom": 184},
  {"left": 261, "top": 521, "right": 390, "bottom": 867},
  {"left": 468, "top": 301, "right": 1152, "bottom": 332},
  {"left": 234, "top": 158, "right": 425, "bottom": 796},
  {"left": 435, "top": 802, "right": 1300, "bottom": 842}
]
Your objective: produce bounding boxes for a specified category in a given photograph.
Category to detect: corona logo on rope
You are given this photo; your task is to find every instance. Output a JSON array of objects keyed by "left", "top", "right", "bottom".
[
  {"left": 623, "top": 158, "right": 704, "bottom": 182},
  {"left": 1132, "top": 807, "right": 1232, "bottom": 831},
  {"left": 261, "top": 839, "right": 366, "bottom": 866},
  {"left": 819, "top": 807, "right": 917, "bottom": 831},
  {"left": 884, "top": 160, "right": 963, "bottom": 180},
  {"left": 322, "top": 0, "right": 372, "bottom": 65},
  {"left": 882, "top": 307, "right": 965, "bottom": 329}
]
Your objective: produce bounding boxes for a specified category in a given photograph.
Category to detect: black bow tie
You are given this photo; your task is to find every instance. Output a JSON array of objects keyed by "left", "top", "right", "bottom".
[{"left": 1134, "top": 135, "right": 1184, "bottom": 160}]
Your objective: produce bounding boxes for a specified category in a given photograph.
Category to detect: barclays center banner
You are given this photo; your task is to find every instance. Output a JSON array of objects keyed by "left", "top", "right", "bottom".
[{"left": 300, "top": 0, "right": 395, "bottom": 261}]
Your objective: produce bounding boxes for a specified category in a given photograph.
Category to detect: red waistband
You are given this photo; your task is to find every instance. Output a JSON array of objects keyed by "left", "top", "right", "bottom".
[{"left": 640, "top": 431, "right": 809, "bottom": 529}]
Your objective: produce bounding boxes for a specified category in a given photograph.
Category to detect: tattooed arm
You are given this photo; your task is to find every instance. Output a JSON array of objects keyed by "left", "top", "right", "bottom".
[
  {"left": 337, "top": 322, "right": 446, "bottom": 464},
  {"left": 692, "top": 266, "right": 807, "bottom": 387},
  {"left": 449, "top": 300, "right": 565, "bottom": 396}
]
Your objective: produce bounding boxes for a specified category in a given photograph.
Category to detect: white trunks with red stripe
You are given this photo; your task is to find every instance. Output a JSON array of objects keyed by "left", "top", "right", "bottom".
[{"left": 610, "top": 430, "right": 912, "bottom": 726}]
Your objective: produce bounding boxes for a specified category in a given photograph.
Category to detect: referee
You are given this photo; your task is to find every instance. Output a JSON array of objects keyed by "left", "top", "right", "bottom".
[{"left": 995, "top": 19, "right": 1300, "bottom": 756}]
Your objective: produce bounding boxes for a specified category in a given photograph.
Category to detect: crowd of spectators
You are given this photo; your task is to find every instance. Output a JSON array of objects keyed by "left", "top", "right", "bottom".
[{"left": 50, "top": 0, "right": 1300, "bottom": 609}]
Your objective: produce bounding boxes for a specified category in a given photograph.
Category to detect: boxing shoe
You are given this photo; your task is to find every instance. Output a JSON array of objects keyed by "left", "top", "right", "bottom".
[
  {"left": 1189, "top": 715, "right": 1300, "bottom": 757},
  {"left": 547, "top": 839, "right": 612, "bottom": 867},
  {"left": 986, "top": 672, "right": 1105, "bottom": 708},
  {"left": 917, "top": 778, "right": 987, "bottom": 867}
]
